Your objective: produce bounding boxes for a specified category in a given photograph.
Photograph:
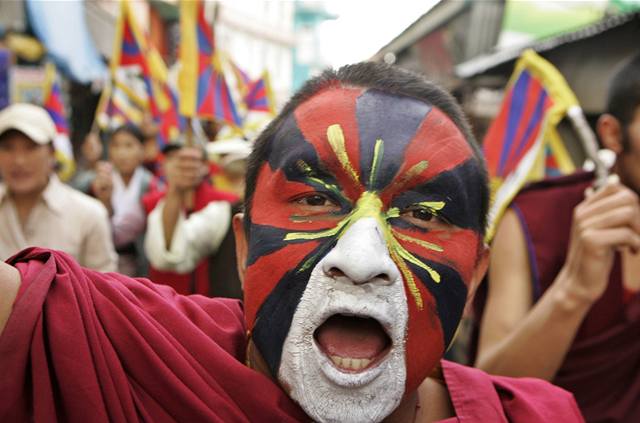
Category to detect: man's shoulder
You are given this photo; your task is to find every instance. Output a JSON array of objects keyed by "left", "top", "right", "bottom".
[
  {"left": 56, "top": 182, "right": 109, "bottom": 217},
  {"left": 441, "top": 360, "right": 584, "bottom": 422},
  {"left": 518, "top": 171, "right": 593, "bottom": 198}
]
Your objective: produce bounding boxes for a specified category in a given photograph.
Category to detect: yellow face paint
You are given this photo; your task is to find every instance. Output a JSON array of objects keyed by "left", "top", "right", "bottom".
[
  {"left": 295, "top": 160, "right": 346, "bottom": 201},
  {"left": 283, "top": 124, "right": 449, "bottom": 310},
  {"left": 387, "top": 160, "right": 429, "bottom": 193},
  {"left": 327, "top": 124, "right": 360, "bottom": 184},
  {"left": 369, "top": 139, "right": 384, "bottom": 188},
  {"left": 417, "top": 201, "right": 445, "bottom": 211}
]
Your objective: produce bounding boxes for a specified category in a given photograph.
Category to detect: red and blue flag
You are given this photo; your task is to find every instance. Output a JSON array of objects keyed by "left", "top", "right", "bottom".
[
  {"left": 179, "top": 0, "right": 242, "bottom": 127},
  {"left": 483, "top": 50, "right": 579, "bottom": 242},
  {"left": 44, "top": 74, "right": 69, "bottom": 135}
]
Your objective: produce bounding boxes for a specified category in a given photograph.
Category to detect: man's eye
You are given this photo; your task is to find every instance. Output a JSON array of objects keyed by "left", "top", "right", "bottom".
[
  {"left": 301, "top": 195, "right": 329, "bottom": 206},
  {"left": 295, "top": 193, "right": 336, "bottom": 208},
  {"left": 400, "top": 206, "right": 449, "bottom": 229},
  {"left": 411, "top": 208, "right": 434, "bottom": 222}
]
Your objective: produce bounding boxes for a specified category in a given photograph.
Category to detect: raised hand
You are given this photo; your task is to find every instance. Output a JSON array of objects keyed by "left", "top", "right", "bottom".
[
  {"left": 562, "top": 176, "right": 640, "bottom": 303},
  {"left": 91, "top": 161, "right": 114, "bottom": 214}
]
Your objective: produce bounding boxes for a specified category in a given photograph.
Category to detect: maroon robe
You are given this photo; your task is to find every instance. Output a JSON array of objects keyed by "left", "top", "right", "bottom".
[
  {"left": 1, "top": 248, "right": 582, "bottom": 422},
  {"left": 511, "top": 172, "right": 640, "bottom": 422}
]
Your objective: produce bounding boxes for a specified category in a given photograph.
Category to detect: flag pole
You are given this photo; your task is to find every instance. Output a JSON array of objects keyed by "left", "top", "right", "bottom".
[
  {"left": 185, "top": 116, "right": 193, "bottom": 147},
  {"left": 566, "top": 106, "right": 609, "bottom": 188}
]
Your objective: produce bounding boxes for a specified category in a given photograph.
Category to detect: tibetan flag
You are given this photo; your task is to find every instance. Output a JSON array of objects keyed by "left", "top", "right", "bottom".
[
  {"left": 196, "top": 65, "right": 242, "bottom": 126},
  {"left": 179, "top": 0, "right": 242, "bottom": 126},
  {"left": 157, "top": 85, "right": 185, "bottom": 147},
  {"left": 43, "top": 63, "right": 74, "bottom": 181},
  {"left": 95, "top": 79, "right": 145, "bottom": 130},
  {"left": 483, "top": 49, "right": 578, "bottom": 242},
  {"left": 179, "top": 0, "right": 208, "bottom": 117},
  {"left": 43, "top": 63, "right": 69, "bottom": 135},
  {"left": 108, "top": 0, "right": 183, "bottom": 145},
  {"left": 110, "top": 0, "right": 158, "bottom": 115},
  {"left": 244, "top": 71, "right": 275, "bottom": 115},
  {"left": 228, "top": 58, "right": 251, "bottom": 95},
  {"left": 111, "top": 0, "right": 148, "bottom": 75}
]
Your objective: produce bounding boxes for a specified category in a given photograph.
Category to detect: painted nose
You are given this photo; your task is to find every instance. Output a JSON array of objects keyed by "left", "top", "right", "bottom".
[{"left": 322, "top": 217, "right": 400, "bottom": 285}]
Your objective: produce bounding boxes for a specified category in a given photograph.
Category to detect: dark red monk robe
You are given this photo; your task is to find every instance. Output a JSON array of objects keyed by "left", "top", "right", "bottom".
[
  {"left": 440, "top": 360, "right": 583, "bottom": 422},
  {"left": 510, "top": 172, "right": 640, "bottom": 422},
  {"left": 1, "top": 248, "right": 583, "bottom": 422},
  {"left": 0, "top": 248, "right": 305, "bottom": 422}
]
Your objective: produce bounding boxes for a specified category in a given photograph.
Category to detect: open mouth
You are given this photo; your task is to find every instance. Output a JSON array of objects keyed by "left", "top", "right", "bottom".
[{"left": 314, "top": 314, "right": 392, "bottom": 373}]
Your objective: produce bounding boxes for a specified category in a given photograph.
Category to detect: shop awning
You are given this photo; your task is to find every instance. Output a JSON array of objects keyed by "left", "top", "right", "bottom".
[{"left": 26, "top": 0, "right": 107, "bottom": 83}]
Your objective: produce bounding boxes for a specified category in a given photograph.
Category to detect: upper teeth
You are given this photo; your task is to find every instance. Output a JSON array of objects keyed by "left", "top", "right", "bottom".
[{"left": 329, "top": 355, "right": 372, "bottom": 371}]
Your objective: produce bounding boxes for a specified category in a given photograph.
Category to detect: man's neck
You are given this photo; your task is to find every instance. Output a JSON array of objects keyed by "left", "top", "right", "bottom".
[
  {"left": 384, "top": 373, "right": 454, "bottom": 422},
  {"left": 120, "top": 169, "right": 136, "bottom": 187},
  {"left": 10, "top": 180, "right": 49, "bottom": 227}
]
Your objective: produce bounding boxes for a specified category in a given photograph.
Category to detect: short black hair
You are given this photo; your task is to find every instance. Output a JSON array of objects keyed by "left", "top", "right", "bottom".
[
  {"left": 110, "top": 124, "right": 145, "bottom": 145},
  {"left": 244, "top": 61, "right": 489, "bottom": 235},
  {"left": 606, "top": 53, "right": 640, "bottom": 133}
]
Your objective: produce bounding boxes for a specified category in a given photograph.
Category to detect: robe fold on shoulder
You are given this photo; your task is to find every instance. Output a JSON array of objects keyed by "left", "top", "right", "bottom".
[
  {"left": 441, "top": 361, "right": 584, "bottom": 422},
  {"left": 0, "top": 248, "right": 306, "bottom": 422},
  {"left": 1, "top": 248, "right": 583, "bottom": 422}
]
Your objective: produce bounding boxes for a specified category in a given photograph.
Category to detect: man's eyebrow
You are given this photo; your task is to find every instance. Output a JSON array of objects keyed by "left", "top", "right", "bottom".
[
  {"left": 282, "top": 156, "right": 333, "bottom": 180},
  {"left": 391, "top": 160, "right": 485, "bottom": 231}
]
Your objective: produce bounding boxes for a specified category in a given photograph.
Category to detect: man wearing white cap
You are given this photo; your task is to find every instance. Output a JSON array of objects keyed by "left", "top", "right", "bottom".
[{"left": 0, "top": 103, "right": 117, "bottom": 271}]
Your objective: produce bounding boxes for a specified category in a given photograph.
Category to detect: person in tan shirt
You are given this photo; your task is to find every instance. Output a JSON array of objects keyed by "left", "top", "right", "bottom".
[{"left": 0, "top": 103, "right": 116, "bottom": 271}]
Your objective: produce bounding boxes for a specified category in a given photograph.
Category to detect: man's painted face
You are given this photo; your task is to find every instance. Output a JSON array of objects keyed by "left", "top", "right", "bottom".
[{"left": 243, "top": 86, "right": 485, "bottom": 422}]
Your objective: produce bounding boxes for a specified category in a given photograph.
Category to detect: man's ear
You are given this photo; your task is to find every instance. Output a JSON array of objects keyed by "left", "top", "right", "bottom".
[
  {"left": 232, "top": 213, "right": 247, "bottom": 288},
  {"left": 466, "top": 244, "right": 490, "bottom": 305},
  {"left": 597, "top": 113, "right": 624, "bottom": 154}
]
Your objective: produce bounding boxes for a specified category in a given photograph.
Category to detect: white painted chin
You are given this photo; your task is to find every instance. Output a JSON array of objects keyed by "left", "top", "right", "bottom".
[{"left": 278, "top": 259, "right": 409, "bottom": 423}]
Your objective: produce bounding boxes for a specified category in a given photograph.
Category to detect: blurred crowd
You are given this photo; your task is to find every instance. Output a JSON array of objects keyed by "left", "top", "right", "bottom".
[{"left": 0, "top": 103, "right": 248, "bottom": 299}]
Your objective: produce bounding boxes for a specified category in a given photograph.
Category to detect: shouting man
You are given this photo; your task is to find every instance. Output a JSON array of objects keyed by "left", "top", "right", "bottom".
[{"left": 0, "top": 63, "right": 582, "bottom": 422}]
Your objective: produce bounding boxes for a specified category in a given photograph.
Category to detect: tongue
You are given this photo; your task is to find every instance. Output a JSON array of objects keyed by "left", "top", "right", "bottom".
[{"left": 315, "top": 315, "right": 390, "bottom": 359}]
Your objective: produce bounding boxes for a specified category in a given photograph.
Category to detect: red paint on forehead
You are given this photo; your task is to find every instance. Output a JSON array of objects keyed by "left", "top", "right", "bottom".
[
  {"left": 393, "top": 227, "right": 481, "bottom": 285},
  {"left": 251, "top": 164, "right": 342, "bottom": 232},
  {"left": 294, "top": 86, "right": 364, "bottom": 201},
  {"left": 404, "top": 276, "right": 444, "bottom": 393},
  {"left": 244, "top": 241, "right": 320, "bottom": 331},
  {"left": 381, "top": 108, "right": 473, "bottom": 203}
]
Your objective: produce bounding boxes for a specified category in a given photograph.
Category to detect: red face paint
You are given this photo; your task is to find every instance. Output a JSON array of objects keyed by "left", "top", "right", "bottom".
[{"left": 244, "top": 86, "right": 485, "bottom": 395}]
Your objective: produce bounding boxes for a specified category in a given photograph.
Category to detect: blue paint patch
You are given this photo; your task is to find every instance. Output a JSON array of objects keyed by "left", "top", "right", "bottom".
[
  {"left": 391, "top": 160, "right": 485, "bottom": 232},
  {"left": 356, "top": 90, "right": 431, "bottom": 191}
]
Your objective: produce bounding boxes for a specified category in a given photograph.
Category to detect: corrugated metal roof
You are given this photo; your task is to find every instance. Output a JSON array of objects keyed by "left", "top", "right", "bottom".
[
  {"left": 372, "top": 0, "right": 470, "bottom": 61},
  {"left": 455, "top": 11, "right": 640, "bottom": 79}
]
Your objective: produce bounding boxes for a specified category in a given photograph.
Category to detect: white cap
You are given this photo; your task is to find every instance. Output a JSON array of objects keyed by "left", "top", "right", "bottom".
[
  {"left": 206, "top": 138, "right": 252, "bottom": 158},
  {"left": 0, "top": 103, "right": 57, "bottom": 145}
]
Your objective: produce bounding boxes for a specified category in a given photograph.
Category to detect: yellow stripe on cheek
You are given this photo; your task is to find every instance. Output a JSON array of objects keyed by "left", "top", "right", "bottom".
[
  {"left": 393, "top": 230, "right": 444, "bottom": 252},
  {"left": 390, "top": 249, "right": 424, "bottom": 310},
  {"left": 284, "top": 220, "right": 348, "bottom": 241}
]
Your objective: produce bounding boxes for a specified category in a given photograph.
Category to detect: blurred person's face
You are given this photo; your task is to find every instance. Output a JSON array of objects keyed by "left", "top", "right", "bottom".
[
  {"left": 0, "top": 131, "right": 54, "bottom": 196},
  {"left": 108, "top": 131, "right": 144, "bottom": 177},
  {"left": 81, "top": 132, "right": 103, "bottom": 165},
  {"left": 143, "top": 137, "right": 159, "bottom": 163},
  {"left": 235, "top": 87, "right": 488, "bottom": 422},
  {"left": 616, "top": 106, "right": 640, "bottom": 194}
]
